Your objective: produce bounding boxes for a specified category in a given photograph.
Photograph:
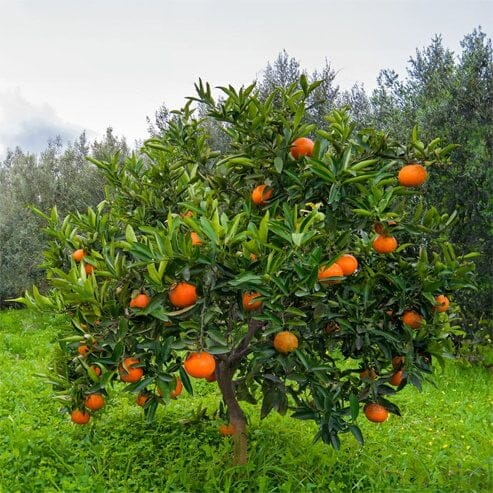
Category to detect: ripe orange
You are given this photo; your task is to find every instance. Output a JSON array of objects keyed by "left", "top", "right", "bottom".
[
  {"left": 242, "top": 291, "right": 263, "bottom": 311},
  {"left": 290, "top": 137, "right": 314, "bottom": 159},
  {"left": 372, "top": 235, "right": 398, "bottom": 254},
  {"left": 398, "top": 163, "right": 428, "bottom": 187},
  {"left": 360, "top": 368, "right": 378, "bottom": 380},
  {"left": 84, "top": 263, "right": 95, "bottom": 275},
  {"left": 389, "top": 370, "right": 404, "bottom": 386},
  {"left": 89, "top": 365, "right": 102, "bottom": 378},
  {"left": 136, "top": 392, "right": 151, "bottom": 407},
  {"left": 364, "top": 403, "right": 389, "bottom": 423},
  {"left": 434, "top": 294, "right": 449, "bottom": 313},
  {"left": 84, "top": 393, "right": 105, "bottom": 411},
  {"left": 317, "top": 263, "right": 344, "bottom": 283},
  {"left": 70, "top": 409, "right": 90, "bottom": 425},
  {"left": 184, "top": 352, "right": 216, "bottom": 378},
  {"left": 169, "top": 282, "right": 198, "bottom": 308},
  {"left": 335, "top": 254, "right": 358, "bottom": 276},
  {"left": 77, "top": 344, "right": 90, "bottom": 356},
  {"left": 119, "top": 357, "right": 144, "bottom": 383},
  {"left": 170, "top": 378, "right": 184, "bottom": 399},
  {"left": 273, "top": 331, "right": 299, "bottom": 354},
  {"left": 219, "top": 423, "right": 235, "bottom": 436},
  {"left": 251, "top": 184, "right": 273, "bottom": 206},
  {"left": 129, "top": 293, "right": 151, "bottom": 309},
  {"left": 391, "top": 355, "right": 405, "bottom": 369},
  {"left": 190, "top": 231, "right": 203, "bottom": 246},
  {"left": 72, "top": 249, "right": 86, "bottom": 262},
  {"left": 401, "top": 310, "right": 424, "bottom": 329}
]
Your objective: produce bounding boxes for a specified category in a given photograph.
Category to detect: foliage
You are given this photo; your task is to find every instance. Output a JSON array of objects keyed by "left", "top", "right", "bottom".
[
  {"left": 15, "top": 76, "right": 477, "bottom": 463},
  {"left": 367, "top": 28, "right": 493, "bottom": 335},
  {"left": 0, "top": 131, "right": 129, "bottom": 304},
  {"left": 0, "top": 310, "right": 491, "bottom": 492}
]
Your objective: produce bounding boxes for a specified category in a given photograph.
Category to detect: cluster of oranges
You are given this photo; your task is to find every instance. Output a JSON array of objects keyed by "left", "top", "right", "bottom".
[
  {"left": 70, "top": 392, "right": 106, "bottom": 425},
  {"left": 360, "top": 292, "right": 450, "bottom": 424},
  {"left": 371, "top": 163, "right": 428, "bottom": 254},
  {"left": 71, "top": 248, "right": 95, "bottom": 275}
]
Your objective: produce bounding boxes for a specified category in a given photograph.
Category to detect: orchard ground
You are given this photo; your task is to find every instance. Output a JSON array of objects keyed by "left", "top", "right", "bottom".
[{"left": 0, "top": 309, "right": 491, "bottom": 492}]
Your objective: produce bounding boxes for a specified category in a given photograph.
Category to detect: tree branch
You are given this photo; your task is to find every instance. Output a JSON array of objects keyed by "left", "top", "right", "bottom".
[{"left": 229, "top": 318, "right": 265, "bottom": 364}]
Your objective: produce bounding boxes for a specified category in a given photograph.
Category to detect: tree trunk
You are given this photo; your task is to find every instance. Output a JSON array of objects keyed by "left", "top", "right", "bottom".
[{"left": 216, "top": 359, "right": 248, "bottom": 465}]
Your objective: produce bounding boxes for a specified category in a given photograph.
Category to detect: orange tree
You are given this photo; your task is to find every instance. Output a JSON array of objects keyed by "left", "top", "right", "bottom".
[{"left": 17, "top": 77, "right": 477, "bottom": 464}]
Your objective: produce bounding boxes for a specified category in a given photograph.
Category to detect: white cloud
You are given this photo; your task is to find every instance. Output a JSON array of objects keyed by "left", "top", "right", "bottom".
[{"left": 0, "top": 89, "right": 91, "bottom": 159}]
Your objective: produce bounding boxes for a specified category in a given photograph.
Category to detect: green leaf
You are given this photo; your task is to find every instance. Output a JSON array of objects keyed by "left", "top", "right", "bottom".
[
  {"left": 274, "top": 157, "right": 283, "bottom": 173},
  {"left": 260, "top": 389, "right": 276, "bottom": 419},
  {"left": 349, "top": 394, "right": 359, "bottom": 420},
  {"left": 259, "top": 211, "right": 270, "bottom": 244},
  {"left": 125, "top": 224, "right": 137, "bottom": 243},
  {"left": 348, "top": 424, "right": 364, "bottom": 446},
  {"left": 199, "top": 217, "right": 219, "bottom": 244},
  {"left": 179, "top": 366, "right": 193, "bottom": 396}
]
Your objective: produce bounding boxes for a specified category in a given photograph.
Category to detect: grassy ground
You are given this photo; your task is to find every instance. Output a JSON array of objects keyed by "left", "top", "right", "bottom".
[{"left": 0, "top": 309, "right": 491, "bottom": 492}]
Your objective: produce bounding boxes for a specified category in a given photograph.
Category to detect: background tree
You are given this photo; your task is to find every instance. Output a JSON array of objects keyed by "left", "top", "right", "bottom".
[
  {"left": 0, "top": 130, "right": 125, "bottom": 303},
  {"left": 367, "top": 28, "right": 492, "bottom": 337},
  {"left": 258, "top": 50, "right": 304, "bottom": 100},
  {"left": 17, "top": 77, "right": 475, "bottom": 466}
]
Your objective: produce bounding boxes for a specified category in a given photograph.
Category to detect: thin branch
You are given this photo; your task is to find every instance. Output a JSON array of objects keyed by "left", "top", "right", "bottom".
[{"left": 229, "top": 318, "right": 265, "bottom": 364}]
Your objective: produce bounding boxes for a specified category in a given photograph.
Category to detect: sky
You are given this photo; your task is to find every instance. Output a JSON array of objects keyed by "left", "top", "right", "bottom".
[{"left": 0, "top": 0, "right": 491, "bottom": 158}]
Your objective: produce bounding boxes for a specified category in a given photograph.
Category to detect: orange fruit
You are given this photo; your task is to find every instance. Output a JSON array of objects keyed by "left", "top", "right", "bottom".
[
  {"left": 129, "top": 293, "right": 151, "bottom": 309},
  {"left": 335, "top": 254, "right": 358, "bottom": 276},
  {"left": 434, "top": 294, "right": 449, "bottom": 313},
  {"left": 119, "top": 357, "right": 144, "bottom": 383},
  {"left": 317, "top": 263, "right": 344, "bottom": 283},
  {"left": 84, "top": 263, "right": 95, "bottom": 275},
  {"left": 242, "top": 291, "right": 263, "bottom": 311},
  {"left": 360, "top": 368, "right": 378, "bottom": 380},
  {"left": 273, "top": 331, "right": 299, "bottom": 354},
  {"left": 169, "top": 282, "right": 198, "bottom": 308},
  {"left": 398, "top": 163, "right": 428, "bottom": 187},
  {"left": 251, "top": 184, "right": 273, "bottom": 206},
  {"left": 401, "top": 310, "right": 424, "bottom": 329},
  {"left": 70, "top": 409, "right": 90, "bottom": 425},
  {"left": 136, "top": 392, "right": 151, "bottom": 407},
  {"left": 72, "top": 249, "right": 86, "bottom": 262},
  {"left": 389, "top": 370, "right": 404, "bottom": 386},
  {"left": 77, "top": 344, "right": 90, "bottom": 356},
  {"left": 184, "top": 352, "right": 216, "bottom": 378},
  {"left": 84, "top": 393, "right": 105, "bottom": 411},
  {"left": 290, "top": 137, "right": 314, "bottom": 159},
  {"left": 372, "top": 235, "right": 398, "bottom": 254},
  {"left": 391, "top": 355, "right": 405, "bottom": 369},
  {"left": 190, "top": 231, "right": 203, "bottom": 246},
  {"left": 89, "top": 365, "right": 102, "bottom": 376},
  {"left": 219, "top": 423, "right": 235, "bottom": 436},
  {"left": 364, "top": 403, "right": 389, "bottom": 423},
  {"left": 170, "top": 378, "right": 184, "bottom": 399}
]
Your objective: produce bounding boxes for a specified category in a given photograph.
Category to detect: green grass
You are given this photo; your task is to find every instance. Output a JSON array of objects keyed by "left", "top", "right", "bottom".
[{"left": 0, "top": 309, "right": 491, "bottom": 492}]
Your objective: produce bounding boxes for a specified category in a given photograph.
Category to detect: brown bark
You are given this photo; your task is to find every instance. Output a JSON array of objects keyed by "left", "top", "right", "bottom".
[
  {"left": 216, "top": 358, "right": 248, "bottom": 465},
  {"left": 215, "top": 319, "right": 264, "bottom": 464}
]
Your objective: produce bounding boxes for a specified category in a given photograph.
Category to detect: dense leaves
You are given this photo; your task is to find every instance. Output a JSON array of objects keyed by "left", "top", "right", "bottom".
[{"left": 16, "top": 77, "right": 476, "bottom": 455}]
